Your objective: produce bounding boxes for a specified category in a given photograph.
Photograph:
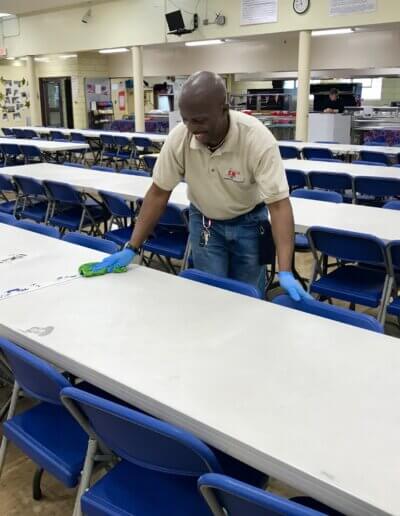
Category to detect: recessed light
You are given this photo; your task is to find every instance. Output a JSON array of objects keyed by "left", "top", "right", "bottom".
[
  {"left": 6, "top": 57, "right": 15, "bottom": 60},
  {"left": 59, "top": 54, "right": 78, "bottom": 59},
  {"left": 185, "top": 39, "right": 224, "bottom": 47},
  {"left": 34, "top": 57, "right": 50, "bottom": 62},
  {"left": 312, "top": 28, "right": 353, "bottom": 36},
  {"left": 0, "top": 13, "right": 12, "bottom": 18},
  {"left": 98, "top": 47, "right": 129, "bottom": 54}
]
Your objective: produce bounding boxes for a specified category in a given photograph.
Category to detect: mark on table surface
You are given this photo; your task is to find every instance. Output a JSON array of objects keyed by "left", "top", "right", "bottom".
[
  {"left": 0, "top": 253, "right": 28, "bottom": 264},
  {"left": 0, "top": 274, "right": 80, "bottom": 301},
  {"left": 23, "top": 326, "right": 54, "bottom": 337},
  {"left": 320, "top": 470, "right": 336, "bottom": 481}
]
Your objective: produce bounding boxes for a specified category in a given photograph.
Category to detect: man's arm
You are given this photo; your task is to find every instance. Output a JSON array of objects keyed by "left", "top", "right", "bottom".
[
  {"left": 129, "top": 183, "right": 172, "bottom": 248},
  {"left": 267, "top": 197, "right": 294, "bottom": 272}
]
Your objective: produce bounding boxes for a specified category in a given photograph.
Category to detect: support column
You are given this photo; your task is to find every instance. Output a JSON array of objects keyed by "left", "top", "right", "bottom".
[
  {"left": 295, "top": 31, "right": 312, "bottom": 141},
  {"left": 131, "top": 46, "right": 145, "bottom": 132},
  {"left": 26, "top": 56, "right": 41, "bottom": 126}
]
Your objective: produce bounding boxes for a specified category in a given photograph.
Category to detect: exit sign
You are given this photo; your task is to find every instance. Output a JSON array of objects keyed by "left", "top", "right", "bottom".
[{"left": 0, "top": 48, "right": 7, "bottom": 57}]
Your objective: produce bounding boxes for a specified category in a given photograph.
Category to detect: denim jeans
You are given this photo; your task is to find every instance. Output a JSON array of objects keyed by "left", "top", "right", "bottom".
[{"left": 188, "top": 204, "right": 268, "bottom": 294}]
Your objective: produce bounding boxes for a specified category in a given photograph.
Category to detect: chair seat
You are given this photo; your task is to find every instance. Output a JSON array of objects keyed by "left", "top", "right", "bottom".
[
  {"left": 295, "top": 233, "right": 309, "bottom": 250},
  {"left": 387, "top": 296, "right": 400, "bottom": 316},
  {"left": 49, "top": 205, "right": 105, "bottom": 231},
  {"left": 3, "top": 402, "right": 87, "bottom": 488},
  {"left": 143, "top": 230, "right": 188, "bottom": 260},
  {"left": 20, "top": 201, "right": 49, "bottom": 222},
  {"left": 310, "top": 265, "right": 386, "bottom": 307},
  {"left": 104, "top": 226, "right": 133, "bottom": 246},
  {"left": 81, "top": 460, "right": 211, "bottom": 516},
  {"left": 0, "top": 200, "right": 17, "bottom": 214}
]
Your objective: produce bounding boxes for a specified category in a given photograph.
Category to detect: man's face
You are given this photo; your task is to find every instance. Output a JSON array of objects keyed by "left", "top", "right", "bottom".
[
  {"left": 179, "top": 98, "right": 228, "bottom": 146},
  {"left": 329, "top": 93, "right": 337, "bottom": 102}
]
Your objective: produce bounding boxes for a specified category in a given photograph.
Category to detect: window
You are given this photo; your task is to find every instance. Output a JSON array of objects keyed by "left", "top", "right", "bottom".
[{"left": 358, "top": 78, "right": 382, "bottom": 100}]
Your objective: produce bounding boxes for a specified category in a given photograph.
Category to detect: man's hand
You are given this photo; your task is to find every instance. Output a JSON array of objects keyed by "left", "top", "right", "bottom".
[
  {"left": 91, "top": 248, "right": 136, "bottom": 273},
  {"left": 278, "top": 271, "right": 312, "bottom": 302}
]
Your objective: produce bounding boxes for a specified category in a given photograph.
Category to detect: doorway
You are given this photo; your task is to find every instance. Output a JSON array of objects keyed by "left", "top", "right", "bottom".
[{"left": 39, "top": 77, "right": 74, "bottom": 128}]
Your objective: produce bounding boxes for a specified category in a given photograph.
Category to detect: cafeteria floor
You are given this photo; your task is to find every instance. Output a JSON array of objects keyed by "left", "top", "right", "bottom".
[{"left": 1, "top": 253, "right": 399, "bottom": 515}]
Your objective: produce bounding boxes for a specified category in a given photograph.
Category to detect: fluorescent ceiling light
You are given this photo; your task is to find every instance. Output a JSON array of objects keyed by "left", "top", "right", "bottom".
[
  {"left": 34, "top": 57, "right": 50, "bottom": 62},
  {"left": 6, "top": 57, "right": 15, "bottom": 60},
  {"left": 0, "top": 13, "right": 12, "bottom": 18},
  {"left": 312, "top": 28, "right": 353, "bottom": 36},
  {"left": 59, "top": 54, "right": 78, "bottom": 59},
  {"left": 99, "top": 47, "right": 129, "bottom": 54},
  {"left": 185, "top": 39, "right": 224, "bottom": 47}
]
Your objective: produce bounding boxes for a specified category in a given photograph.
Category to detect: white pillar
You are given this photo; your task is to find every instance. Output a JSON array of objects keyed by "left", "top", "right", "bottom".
[
  {"left": 26, "top": 56, "right": 41, "bottom": 126},
  {"left": 131, "top": 46, "right": 145, "bottom": 132},
  {"left": 295, "top": 31, "right": 312, "bottom": 141}
]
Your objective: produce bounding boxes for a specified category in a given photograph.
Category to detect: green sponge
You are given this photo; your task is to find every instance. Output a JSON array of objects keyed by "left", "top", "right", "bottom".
[{"left": 79, "top": 262, "right": 128, "bottom": 277}]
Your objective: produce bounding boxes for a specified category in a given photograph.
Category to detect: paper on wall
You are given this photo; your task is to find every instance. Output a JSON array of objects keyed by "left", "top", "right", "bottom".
[
  {"left": 329, "top": 0, "right": 377, "bottom": 16},
  {"left": 240, "top": 0, "right": 278, "bottom": 26}
]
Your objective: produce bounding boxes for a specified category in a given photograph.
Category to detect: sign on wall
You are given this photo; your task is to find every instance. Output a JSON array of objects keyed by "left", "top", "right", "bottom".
[
  {"left": 329, "top": 0, "right": 377, "bottom": 16},
  {"left": 241, "top": 0, "right": 278, "bottom": 26}
]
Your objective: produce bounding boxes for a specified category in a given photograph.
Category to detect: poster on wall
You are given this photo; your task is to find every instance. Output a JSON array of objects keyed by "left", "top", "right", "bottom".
[
  {"left": 329, "top": 0, "right": 377, "bottom": 16},
  {"left": 240, "top": 0, "right": 278, "bottom": 26}
]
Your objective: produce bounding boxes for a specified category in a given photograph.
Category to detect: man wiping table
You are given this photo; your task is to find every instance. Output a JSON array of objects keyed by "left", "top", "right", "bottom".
[{"left": 84, "top": 71, "right": 309, "bottom": 301}]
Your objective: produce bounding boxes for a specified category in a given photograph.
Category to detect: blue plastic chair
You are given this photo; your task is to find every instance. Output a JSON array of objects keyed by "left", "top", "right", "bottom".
[
  {"left": 1, "top": 127, "right": 14, "bottom": 136},
  {"left": 49, "top": 130, "right": 68, "bottom": 142},
  {"left": 383, "top": 200, "right": 400, "bottom": 210},
  {"left": 13, "top": 175, "right": 50, "bottom": 222},
  {"left": 23, "top": 129, "right": 39, "bottom": 139},
  {"left": 44, "top": 180, "right": 107, "bottom": 235},
  {"left": 0, "top": 174, "right": 17, "bottom": 214},
  {"left": 20, "top": 145, "right": 43, "bottom": 164},
  {"left": 286, "top": 169, "right": 308, "bottom": 192},
  {"left": 272, "top": 295, "right": 383, "bottom": 333},
  {"left": 291, "top": 188, "right": 343, "bottom": 203},
  {"left": 63, "top": 232, "right": 119, "bottom": 253},
  {"left": 198, "top": 473, "right": 335, "bottom": 516},
  {"left": 359, "top": 150, "right": 390, "bottom": 166},
  {"left": 63, "top": 161, "right": 86, "bottom": 169},
  {"left": 279, "top": 145, "right": 300, "bottom": 159},
  {"left": 91, "top": 165, "right": 115, "bottom": 173},
  {"left": 307, "top": 226, "right": 391, "bottom": 324},
  {"left": 308, "top": 172, "right": 353, "bottom": 203},
  {"left": 179, "top": 269, "right": 262, "bottom": 299},
  {"left": 0, "top": 339, "right": 89, "bottom": 499},
  {"left": 100, "top": 190, "right": 135, "bottom": 246},
  {"left": 352, "top": 160, "right": 388, "bottom": 167},
  {"left": 100, "top": 134, "right": 118, "bottom": 165},
  {"left": 387, "top": 241, "right": 400, "bottom": 321},
  {"left": 143, "top": 155, "right": 158, "bottom": 173},
  {"left": 353, "top": 176, "right": 400, "bottom": 207},
  {"left": 114, "top": 135, "right": 134, "bottom": 167},
  {"left": 120, "top": 167, "right": 150, "bottom": 177},
  {"left": 302, "top": 147, "right": 335, "bottom": 161},
  {"left": 12, "top": 128, "right": 25, "bottom": 139},
  {"left": 132, "top": 136, "right": 154, "bottom": 167},
  {"left": 1, "top": 143, "right": 24, "bottom": 166},
  {"left": 0, "top": 212, "right": 16, "bottom": 225},
  {"left": 69, "top": 132, "right": 87, "bottom": 162},
  {"left": 14, "top": 219, "right": 61, "bottom": 238}
]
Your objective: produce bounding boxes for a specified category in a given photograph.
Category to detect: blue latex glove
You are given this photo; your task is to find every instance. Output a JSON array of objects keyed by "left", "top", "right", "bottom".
[
  {"left": 278, "top": 271, "right": 313, "bottom": 302},
  {"left": 91, "top": 248, "right": 136, "bottom": 273}
]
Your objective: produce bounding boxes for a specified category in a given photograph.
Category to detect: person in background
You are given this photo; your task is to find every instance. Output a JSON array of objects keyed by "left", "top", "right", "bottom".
[{"left": 323, "top": 88, "right": 345, "bottom": 113}]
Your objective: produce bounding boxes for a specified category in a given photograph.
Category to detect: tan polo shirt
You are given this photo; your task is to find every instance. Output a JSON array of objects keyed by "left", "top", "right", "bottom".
[{"left": 152, "top": 109, "right": 289, "bottom": 220}]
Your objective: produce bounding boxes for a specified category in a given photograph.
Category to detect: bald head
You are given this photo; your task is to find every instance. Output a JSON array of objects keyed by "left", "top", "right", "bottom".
[{"left": 179, "top": 71, "right": 229, "bottom": 147}]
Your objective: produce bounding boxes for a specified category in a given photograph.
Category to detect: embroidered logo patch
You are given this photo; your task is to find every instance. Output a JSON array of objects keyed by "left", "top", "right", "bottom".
[{"left": 224, "top": 168, "right": 243, "bottom": 182}]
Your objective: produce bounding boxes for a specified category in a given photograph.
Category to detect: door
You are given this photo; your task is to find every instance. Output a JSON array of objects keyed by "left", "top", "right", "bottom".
[{"left": 39, "top": 77, "right": 74, "bottom": 128}]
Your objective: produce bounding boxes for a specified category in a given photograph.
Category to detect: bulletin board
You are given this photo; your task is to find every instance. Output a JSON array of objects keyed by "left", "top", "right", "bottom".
[
  {"left": 85, "top": 77, "right": 111, "bottom": 110},
  {"left": 0, "top": 76, "right": 30, "bottom": 124}
]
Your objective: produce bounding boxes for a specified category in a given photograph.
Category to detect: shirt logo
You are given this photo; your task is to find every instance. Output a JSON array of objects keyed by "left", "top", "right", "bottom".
[{"left": 224, "top": 168, "right": 243, "bottom": 182}]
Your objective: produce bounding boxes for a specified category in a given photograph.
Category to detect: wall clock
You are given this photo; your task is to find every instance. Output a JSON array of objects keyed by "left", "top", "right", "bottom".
[{"left": 293, "top": 0, "right": 310, "bottom": 15}]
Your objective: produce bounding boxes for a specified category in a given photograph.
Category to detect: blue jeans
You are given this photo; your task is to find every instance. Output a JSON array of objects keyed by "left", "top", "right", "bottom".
[{"left": 189, "top": 204, "right": 267, "bottom": 294}]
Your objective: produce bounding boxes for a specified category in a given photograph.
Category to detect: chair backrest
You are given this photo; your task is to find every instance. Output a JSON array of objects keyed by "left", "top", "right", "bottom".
[
  {"left": 179, "top": 269, "right": 262, "bottom": 299},
  {"left": 272, "top": 295, "right": 383, "bottom": 333},
  {"left": 23, "top": 129, "right": 38, "bottom": 139},
  {"left": 198, "top": 474, "right": 325, "bottom": 516},
  {"left": 387, "top": 241, "right": 400, "bottom": 275},
  {"left": 132, "top": 136, "right": 152, "bottom": 149},
  {"left": 91, "top": 165, "right": 115, "bottom": 173},
  {"left": 62, "top": 232, "right": 119, "bottom": 253},
  {"left": 63, "top": 161, "right": 86, "bottom": 169},
  {"left": 1, "top": 143, "right": 21, "bottom": 156},
  {"left": 0, "top": 338, "right": 71, "bottom": 405},
  {"left": 383, "top": 200, "right": 400, "bottom": 210},
  {"left": 307, "top": 226, "right": 387, "bottom": 265},
  {"left": 143, "top": 155, "right": 158, "bottom": 171},
  {"left": 359, "top": 150, "right": 390, "bottom": 165},
  {"left": 14, "top": 219, "right": 61, "bottom": 238},
  {"left": 353, "top": 176, "right": 400, "bottom": 198},
  {"left": 279, "top": 145, "right": 299, "bottom": 159},
  {"left": 50, "top": 130, "right": 67, "bottom": 141},
  {"left": 286, "top": 169, "right": 308, "bottom": 190},
  {"left": 114, "top": 135, "right": 131, "bottom": 147},
  {"left": 291, "top": 188, "right": 343, "bottom": 203},
  {"left": 99, "top": 190, "right": 133, "bottom": 218},
  {"left": 2, "top": 127, "right": 14, "bottom": 136},
  {"left": 100, "top": 134, "right": 115, "bottom": 146},
  {"left": 157, "top": 202, "right": 187, "bottom": 228},
  {"left": 13, "top": 175, "right": 46, "bottom": 196},
  {"left": 308, "top": 157, "right": 342, "bottom": 163},
  {"left": 302, "top": 147, "right": 334, "bottom": 160},
  {"left": 43, "top": 180, "right": 82, "bottom": 204},
  {"left": 13, "top": 128, "right": 25, "bottom": 139},
  {"left": 0, "top": 212, "right": 16, "bottom": 225},
  {"left": 120, "top": 168, "right": 149, "bottom": 177},
  {"left": 0, "top": 174, "right": 15, "bottom": 192},
  {"left": 61, "top": 386, "right": 222, "bottom": 476},
  {"left": 352, "top": 160, "right": 388, "bottom": 167},
  {"left": 70, "top": 132, "right": 86, "bottom": 143},
  {"left": 308, "top": 172, "right": 352, "bottom": 191},
  {"left": 20, "top": 145, "right": 42, "bottom": 159}
]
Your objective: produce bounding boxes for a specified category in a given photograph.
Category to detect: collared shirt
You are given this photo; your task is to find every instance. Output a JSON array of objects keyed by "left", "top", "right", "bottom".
[{"left": 152, "top": 110, "right": 289, "bottom": 220}]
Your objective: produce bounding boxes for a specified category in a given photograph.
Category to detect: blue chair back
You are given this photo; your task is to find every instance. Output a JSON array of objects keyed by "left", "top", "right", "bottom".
[
  {"left": 359, "top": 151, "right": 390, "bottom": 166},
  {"left": 0, "top": 338, "right": 70, "bottom": 405},
  {"left": 308, "top": 158, "right": 342, "bottom": 163},
  {"left": 272, "top": 295, "right": 383, "bottom": 333},
  {"left": 353, "top": 177, "right": 400, "bottom": 198},
  {"left": 50, "top": 130, "right": 68, "bottom": 141},
  {"left": 43, "top": 180, "right": 81, "bottom": 205},
  {"left": 307, "top": 226, "right": 387, "bottom": 265},
  {"left": 2, "top": 127, "right": 14, "bottom": 136},
  {"left": 198, "top": 474, "right": 325, "bottom": 516},
  {"left": 61, "top": 387, "right": 222, "bottom": 476},
  {"left": 0, "top": 212, "right": 16, "bottom": 225},
  {"left": 62, "top": 232, "right": 118, "bottom": 253},
  {"left": 70, "top": 132, "right": 86, "bottom": 143},
  {"left": 143, "top": 155, "right": 158, "bottom": 171},
  {"left": 383, "top": 200, "right": 400, "bottom": 210},
  {"left": 100, "top": 134, "right": 115, "bottom": 146},
  {"left": 2, "top": 143, "right": 21, "bottom": 157},
  {"left": 13, "top": 175, "right": 46, "bottom": 196},
  {"left": 23, "top": 129, "right": 38, "bottom": 139},
  {"left": 91, "top": 165, "right": 115, "bottom": 173},
  {"left": 14, "top": 220, "right": 60, "bottom": 238},
  {"left": 352, "top": 160, "right": 388, "bottom": 167},
  {"left": 13, "top": 128, "right": 25, "bottom": 139},
  {"left": 279, "top": 145, "right": 299, "bottom": 159},
  {"left": 0, "top": 174, "right": 15, "bottom": 192},
  {"left": 179, "top": 269, "right": 262, "bottom": 299},
  {"left": 114, "top": 135, "right": 131, "bottom": 147},
  {"left": 387, "top": 241, "right": 400, "bottom": 273},
  {"left": 63, "top": 162, "right": 86, "bottom": 169},
  {"left": 99, "top": 191, "right": 133, "bottom": 218},
  {"left": 291, "top": 188, "right": 343, "bottom": 203},
  {"left": 286, "top": 169, "right": 308, "bottom": 191},
  {"left": 308, "top": 172, "right": 352, "bottom": 192},
  {"left": 302, "top": 147, "right": 334, "bottom": 160},
  {"left": 20, "top": 145, "right": 42, "bottom": 160},
  {"left": 132, "top": 136, "right": 152, "bottom": 150},
  {"left": 120, "top": 168, "right": 149, "bottom": 177},
  {"left": 157, "top": 203, "right": 187, "bottom": 228}
]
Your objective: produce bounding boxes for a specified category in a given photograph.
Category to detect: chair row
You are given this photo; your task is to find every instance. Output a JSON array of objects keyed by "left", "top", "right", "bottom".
[
  {"left": 0, "top": 143, "right": 45, "bottom": 166},
  {"left": 0, "top": 336, "right": 342, "bottom": 515},
  {"left": 287, "top": 169, "right": 400, "bottom": 206}
]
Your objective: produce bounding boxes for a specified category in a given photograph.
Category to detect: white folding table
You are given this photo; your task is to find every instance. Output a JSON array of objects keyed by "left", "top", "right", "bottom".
[
  {"left": 0, "top": 265, "right": 399, "bottom": 516},
  {"left": 0, "top": 137, "right": 89, "bottom": 153},
  {"left": 279, "top": 140, "right": 400, "bottom": 156}
]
